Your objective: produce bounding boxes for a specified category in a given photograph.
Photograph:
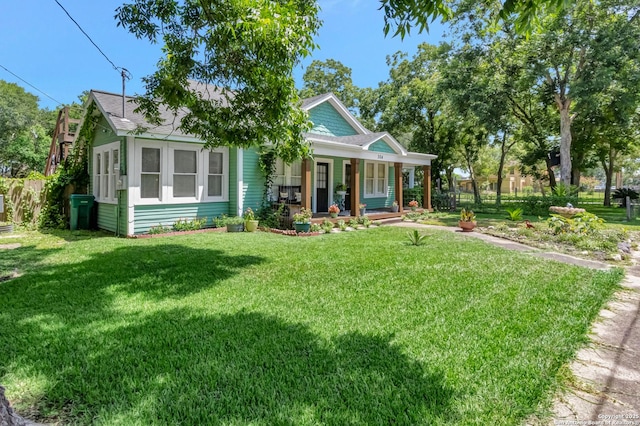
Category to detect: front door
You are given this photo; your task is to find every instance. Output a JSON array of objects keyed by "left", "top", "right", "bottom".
[
  {"left": 316, "top": 162, "right": 329, "bottom": 212},
  {"left": 344, "top": 163, "right": 351, "bottom": 211}
]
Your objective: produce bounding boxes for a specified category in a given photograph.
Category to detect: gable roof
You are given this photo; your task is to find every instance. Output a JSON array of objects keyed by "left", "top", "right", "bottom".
[
  {"left": 301, "top": 92, "right": 370, "bottom": 135},
  {"left": 80, "top": 84, "right": 436, "bottom": 165}
]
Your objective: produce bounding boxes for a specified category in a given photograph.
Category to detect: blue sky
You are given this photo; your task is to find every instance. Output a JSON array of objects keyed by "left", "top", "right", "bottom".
[{"left": 0, "top": 0, "right": 446, "bottom": 110}]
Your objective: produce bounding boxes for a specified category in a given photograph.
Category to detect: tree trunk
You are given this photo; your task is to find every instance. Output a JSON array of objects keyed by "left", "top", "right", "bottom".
[
  {"left": 445, "top": 167, "right": 455, "bottom": 192},
  {"left": 571, "top": 168, "right": 581, "bottom": 188},
  {"left": 545, "top": 157, "right": 557, "bottom": 190},
  {"left": 601, "top": 148, "right": 615, "bottom": 207},
  {"left": 467, "top": 163, "right": 481, "bottom": 204},
  {"left": 496, "top": 162, "right": 504, "bottom": 206},
  {"left": 558, "top": 102, "right": 573, "bottom": 186},
  {"left": 603, "top": 166, "right": 613, "bottom": 207}
]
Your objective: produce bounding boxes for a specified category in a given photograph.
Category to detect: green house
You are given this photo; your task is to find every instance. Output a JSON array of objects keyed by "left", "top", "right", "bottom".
[{"left": 77, "top": 84, "right": 436, "bottom": 236}]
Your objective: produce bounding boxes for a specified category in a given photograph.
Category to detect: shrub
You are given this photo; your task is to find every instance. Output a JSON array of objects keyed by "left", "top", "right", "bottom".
[
  {"left": 406, "top": 229, "right": 428, "bottom": 246},
  {"left": 506, "top": 207, "right": 523, "bottom": 221},
  {"left": 321, "top": 219, "right": 334, "bottom": 233},
  {"left": 173, "top": 217, "right": 207, "bottom": 232}
]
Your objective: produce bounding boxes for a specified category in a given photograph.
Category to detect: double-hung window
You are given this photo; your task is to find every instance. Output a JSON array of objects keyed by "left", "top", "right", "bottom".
[
  {"left": 207, "top": 151, "right": 224, "bottom": 198},
  {"left": 137, "top": 142, "right": 228, "bottom": 203},
  {"left": 271, "top": 158, "right": 302, "bottom": 200},
  {"left": 172, "top": 149, "right": 198, "bottom": 198},
  {"left": 141, "top": 147, "right": 161, "bottom": 199},
  {"left": 93, "top": 142, "right": 120, "bottom": 203},
  {"left": 364, "top": 161, "right": 388, "bottom": 198}
]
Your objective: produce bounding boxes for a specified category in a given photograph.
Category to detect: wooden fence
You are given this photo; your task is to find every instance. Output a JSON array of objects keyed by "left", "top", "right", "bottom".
[{"left": 0, "top": 179, "right": 47, "bottom": 225}]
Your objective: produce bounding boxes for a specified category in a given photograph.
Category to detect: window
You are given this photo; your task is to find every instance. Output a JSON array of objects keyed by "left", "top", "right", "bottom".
[
  {"left": 136, "top": 142, "right": 228, "bottom": 204},
  {"left": 141, "top": 147, "right": 161, "bottom": 199},
  {"left": 173, "top": 149, "right": 197, "bottom": 198},
  {"left": 271, "top": 159, "right": 302, "bottom": 200},
  {"left": 207, "top": 151, "right": 223, "bottom": 197},
  {"left": 93, "top": 142, "right": 119, "bottom": 203},
  {"left": 94, "top": 153, "right": 101, "bottom": 199},
  {"left": 364, "top": 161, "right": 388, "bottom": 198}
]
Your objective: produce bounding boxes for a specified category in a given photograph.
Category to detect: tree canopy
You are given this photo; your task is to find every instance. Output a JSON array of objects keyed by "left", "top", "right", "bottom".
[{"left": 116, "top": 0, "right": 321, "bottom": 163}]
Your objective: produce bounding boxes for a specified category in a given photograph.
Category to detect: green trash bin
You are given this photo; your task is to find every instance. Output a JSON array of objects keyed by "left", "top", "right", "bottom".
[{"left": 70, "top": 194, "right": 95, "bottom": 230}]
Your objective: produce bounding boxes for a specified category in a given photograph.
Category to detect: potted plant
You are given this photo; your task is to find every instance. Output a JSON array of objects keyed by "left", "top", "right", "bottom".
[
  {"left": 243, "top": 207, "right": 259, "bottom": 232},
  {"left": 328, "top": 204, "right": 340, "bottom": 218},
  {"left": 408, "top": 200, "right": 419, "bottom": 211},
  {"left": 459, "top": 208, "right": 476, "bottom": 232},
  {"left": 335, "top": 183, "right": 347, "bottom": 196},
  {"left": 391, "top": 200, "right": 399, "bottom": 213},
  {"left": 225, "top": 216, "right": 245, "bottom": 233},
  {"left": 293, "top": 207, "right": 312, "bottom": 233},
  {"left": 359, "top": 203, "right": 366, "bottom": 216}
]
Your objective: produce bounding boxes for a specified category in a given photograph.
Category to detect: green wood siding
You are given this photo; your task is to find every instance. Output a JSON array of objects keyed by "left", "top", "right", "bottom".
[
  {"left": 134, "top": 203, "right": 230, "bottom": 234},
  {"left": 118, "top": 190, "right": 127, "bottom": 235},
  {"left": 96, "top": 202, "right": 118, "bottom": 233},
  {"left": 242, "top": 148, "right": 264, "bottom": 214},
  {"left": 308, "top": 103, "right": 358, "bottom": 137},
  {"left": 369, "top": 140, "right": 396, "bottom": 154},
  {"left": 228, "top": 148, "right": 238, "bottom": 215}
]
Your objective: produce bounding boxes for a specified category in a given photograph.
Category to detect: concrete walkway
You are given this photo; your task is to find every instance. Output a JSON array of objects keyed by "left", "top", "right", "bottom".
[{"left": 389, "top": 221, "right": 640, "bottom": 423}]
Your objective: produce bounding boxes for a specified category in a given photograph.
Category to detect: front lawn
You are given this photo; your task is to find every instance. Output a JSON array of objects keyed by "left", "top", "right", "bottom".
[{"left": 0, "top": 227, "right": 622, "bottom": 425}]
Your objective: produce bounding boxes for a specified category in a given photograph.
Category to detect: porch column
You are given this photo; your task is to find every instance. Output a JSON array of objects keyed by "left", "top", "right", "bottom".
[
  {"left": 301, "top": 158, "right": 312, "bottom": 210},
  {"left": 408, "top": 168, "right": 415, "bottom": 188},
  {"left": 350, "top": 158, "right": 360, "bottom": 217},
  {"left": 423, "top": 165, "right": 432, "bottom": 210},
  {"left": 394, "top": 162, "right": 403, "bottom": 209}
]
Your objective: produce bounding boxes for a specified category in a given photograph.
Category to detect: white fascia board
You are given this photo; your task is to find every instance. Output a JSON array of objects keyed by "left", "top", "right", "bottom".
[
  {"left": 115, "top": 131, "right": 203, "bottom": 144},
  {"left": 311, "top": 142, "right": 432, "bottom": 166},
  {"left": 361, "top": 133, "right": 408, "bottom": 156}
]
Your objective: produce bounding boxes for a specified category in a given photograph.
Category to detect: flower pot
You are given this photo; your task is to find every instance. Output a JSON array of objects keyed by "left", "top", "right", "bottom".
[
  {"left": 391, "top": 205, "right": 399, "bottom": 213},
  {"left": 410, "top": 206, "right": 417, "bottom": 212},
  {"left": 330, "top": 212, "right": 338, "bottom": 218},
  {"left": 226, "top": 223, "right": 244, "bottom": 233},
  {"left": 294, "top": 222, "right": 311, "bottom": 233},
  {"left": 458, "top": 220, "right": 476, "bottom": 232},
  {"left": 336, "top": 191, "right": 346, "bottom": 196},
  {"left": 359, "top": 208, "right": 366, "bottom": 216},
  {"left": 245, "top": 220, "right": 259, "bottom": 232}
]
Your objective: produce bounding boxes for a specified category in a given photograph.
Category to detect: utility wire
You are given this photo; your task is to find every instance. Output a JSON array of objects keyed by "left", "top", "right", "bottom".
[
  {"left": 0, "top": 63, "right": 64, "bottom": 106},
  {"left": 53, "top": 0, "right": 131, "bottom": 80}
]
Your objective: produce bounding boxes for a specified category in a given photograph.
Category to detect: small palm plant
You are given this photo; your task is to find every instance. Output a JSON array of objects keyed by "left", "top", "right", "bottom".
[
  {"left": 406, "top": 229, "right": 428, "bottom": 246},
  {"left": 506, "top": 207, "right": 523, "bottom": 221}
]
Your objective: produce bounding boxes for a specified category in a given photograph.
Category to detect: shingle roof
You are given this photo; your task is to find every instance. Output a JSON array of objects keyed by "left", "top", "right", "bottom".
[{"left": 91, "top": 80, "right": 230, "bottom": 137}]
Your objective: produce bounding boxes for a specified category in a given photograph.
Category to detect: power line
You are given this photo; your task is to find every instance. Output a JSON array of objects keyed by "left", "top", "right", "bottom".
[
  {"left": 53, "top": 0, "right": 131, "bottom": 80},
  {"left": 0, "top": 63, "right": 64, "bottom": 106}
]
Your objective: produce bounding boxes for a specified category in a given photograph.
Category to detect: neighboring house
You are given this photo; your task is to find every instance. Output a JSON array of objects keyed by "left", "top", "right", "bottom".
[
  {"left": 75, "top": 83, "right": 436, "bottom": 236},
  {"left": 458, "top": 166, "right": 537, "bottom": 195}
]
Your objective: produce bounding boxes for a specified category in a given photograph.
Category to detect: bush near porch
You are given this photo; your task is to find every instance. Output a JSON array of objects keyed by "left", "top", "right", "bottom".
[{"left": 0, "top": 228, "right": 622, "bottom": 425}]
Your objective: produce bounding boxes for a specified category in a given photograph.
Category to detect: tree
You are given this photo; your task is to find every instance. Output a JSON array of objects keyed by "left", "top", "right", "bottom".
[
  {"left": 116, "top": 0, "right": 320, "bottom": 163},
  {"left": 300, "top": 59, "right": 358, "bottom": 110},
  {"left": 379, "top": 0, "right": 575, "bottom": 37},
  {"left": 0, "top": 80, "right": 52, "bottom": 177}
]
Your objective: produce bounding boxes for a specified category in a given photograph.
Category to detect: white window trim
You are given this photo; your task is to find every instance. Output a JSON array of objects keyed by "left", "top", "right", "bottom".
[
  {"left": 270, "top": 158, "right": 302, "bottom": 201},
  {"left": 133, "top": 140, "right": 229, "bottom": 205},
  {"left": 203, "top": 148, "right": 229, "bottom": 202},
  {"left": 363, "top": 160, "right": 388, "bottom": 198},
  {"left": 169, "top": 146, "right": 200, "bottom": 203},
  {"left": 93, "top": 141, "right": 120, "bottom": 204}
]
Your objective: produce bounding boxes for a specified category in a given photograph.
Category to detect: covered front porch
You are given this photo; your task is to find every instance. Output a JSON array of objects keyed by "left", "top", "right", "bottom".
[{"left": 280, "top": 157, "right": 434, "bottom": 219}]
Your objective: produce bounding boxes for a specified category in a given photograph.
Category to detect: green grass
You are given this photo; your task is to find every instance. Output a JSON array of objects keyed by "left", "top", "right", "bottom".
[{"left": 0, "top": 228, "right": 623, "bottom": 425}]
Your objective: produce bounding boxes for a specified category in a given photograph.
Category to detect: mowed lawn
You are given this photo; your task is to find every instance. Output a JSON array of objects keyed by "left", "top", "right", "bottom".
[{"left": 0, "top": 227, "right": 623, "bottom": 425}]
